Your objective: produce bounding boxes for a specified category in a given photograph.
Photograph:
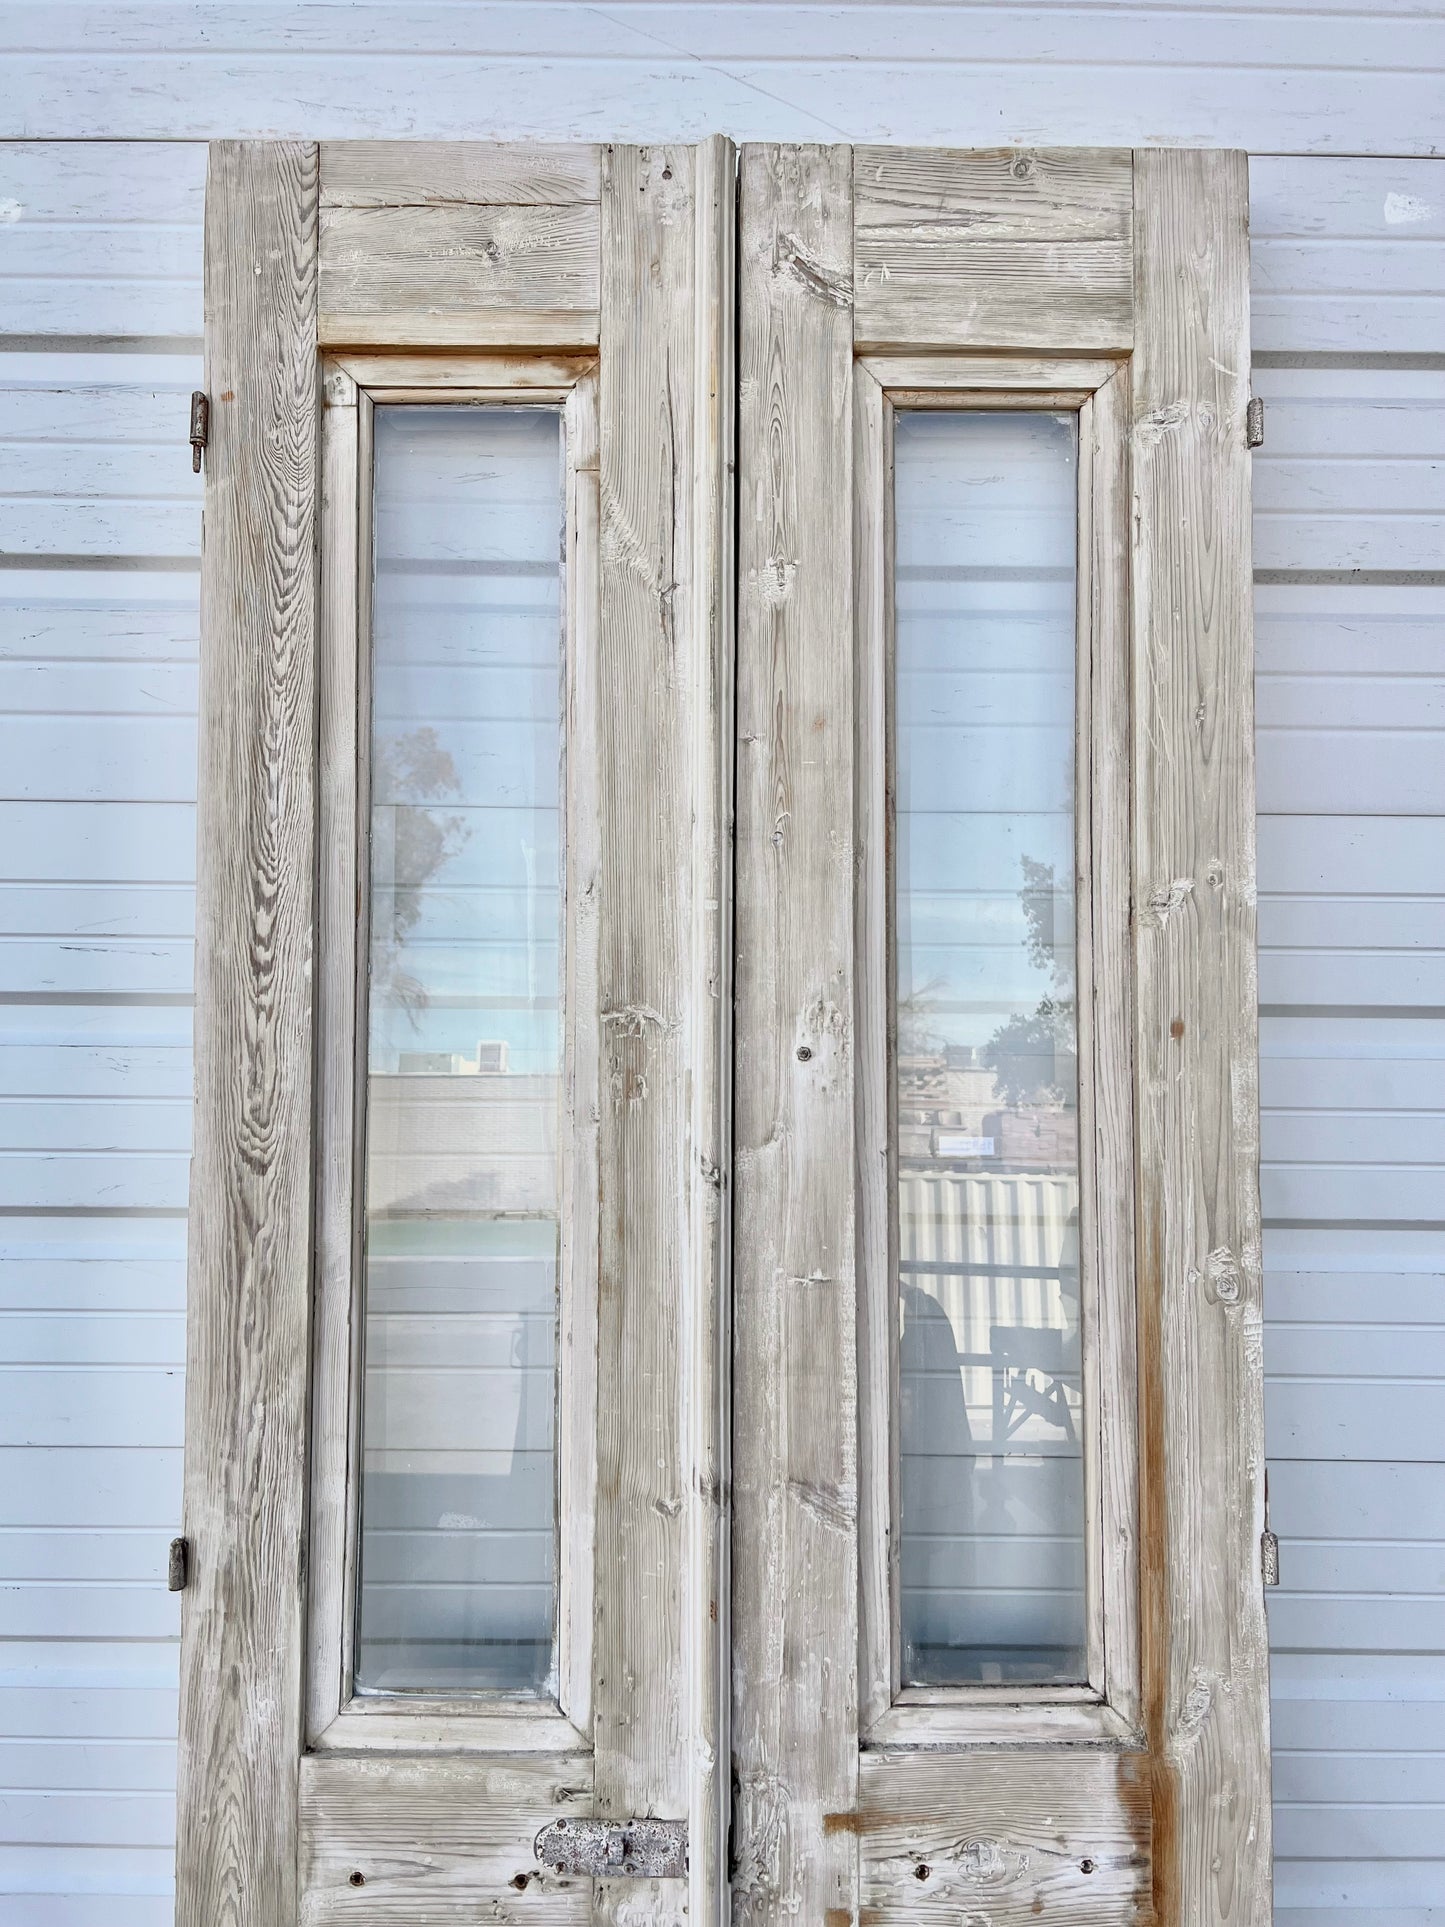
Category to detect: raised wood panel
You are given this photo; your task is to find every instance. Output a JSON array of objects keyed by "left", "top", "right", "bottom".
[
  {"left": 173, "top": 139, "right": 319, "bottom": 1927},
  {"left": 856, "top": 146, "right": 1132, "bottom": 240},
  {"left": 854, "top": 148, "right": 1134, "bottom": 352},
  {"left": 321, "top": 140, "right": 601, "bottom": 206},
  {"left": 858, "top": 1750, "right": 1151, "bottom": 1925},
  {"left": 297, "top": 1753, "right": 593, "bottom": 1924},
  {"left": 318, "top": 202, "right": 599, "bottom": 347},
  {"left": 855, "top": 240, "right": 1133, "bottom": 353},
  {"left": 1130, "top": 147, "right": 1272, "bottom": 1927},
  {"left": 732, "top": 142, "right": 858, "bottom": 1927}
]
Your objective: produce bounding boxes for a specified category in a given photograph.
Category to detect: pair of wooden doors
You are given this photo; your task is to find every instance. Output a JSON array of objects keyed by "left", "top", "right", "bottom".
[{"left": 178, "top": 139, "right": 1271, "bottom": 1927}]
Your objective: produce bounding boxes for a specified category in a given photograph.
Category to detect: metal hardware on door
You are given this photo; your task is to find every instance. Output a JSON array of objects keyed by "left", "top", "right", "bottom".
[{"left": 534, "top": 1817, "right": 689, "bottom": 1880}]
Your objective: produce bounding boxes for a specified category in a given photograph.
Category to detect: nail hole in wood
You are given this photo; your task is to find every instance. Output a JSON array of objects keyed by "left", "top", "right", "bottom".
[
  {"left": 1081, "top": 1859, "right": 1096, "bottom": 1875},
  {"left": 348, "top": 1871, "right": 365, "bottom": 1887},
  {"left": 914, "top": 1864, "right": 930, "bottom": 1881},
  {"left": 797, "top": 1045, "right": 813, "bottom": 1061}
]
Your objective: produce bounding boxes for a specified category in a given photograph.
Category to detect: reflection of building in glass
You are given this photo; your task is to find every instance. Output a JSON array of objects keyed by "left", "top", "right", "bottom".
[{"left": 899, "top": 1044, "right": 1078, "bottom": 1174}]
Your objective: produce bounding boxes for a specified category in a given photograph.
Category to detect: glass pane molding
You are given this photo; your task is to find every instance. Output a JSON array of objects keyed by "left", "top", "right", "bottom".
[
  {"left": 354, "top": 406, "right": 565, "bottom": 1696},
  {"left": 893, "top": 409, "right": 1087, "bottom": 1688}
]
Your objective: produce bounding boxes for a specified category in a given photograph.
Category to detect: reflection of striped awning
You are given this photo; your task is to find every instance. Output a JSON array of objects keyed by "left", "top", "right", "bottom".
[{"left": 898, "top": 1170, "right": 1080, "bottom": 1341}]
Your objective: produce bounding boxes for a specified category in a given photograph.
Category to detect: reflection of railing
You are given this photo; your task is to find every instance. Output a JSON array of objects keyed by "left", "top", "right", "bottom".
[
  {"left": 899, "top": 1172, "right": 1080, "bottom": 1451},
  {"left": 898, "top": 1170, "right": 1078, "bottom": 1330}
]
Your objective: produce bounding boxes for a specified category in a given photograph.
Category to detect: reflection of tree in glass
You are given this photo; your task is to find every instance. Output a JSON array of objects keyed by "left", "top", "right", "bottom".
[
  {"left": 982, "top": 855, "right": 1076, "bottom": 1107},
  {"left": 372, "top": 727, "right": 469, "bottom": 1022},
  {"left": 898, "top": 973, "right": 949, "bottom": 1057}
]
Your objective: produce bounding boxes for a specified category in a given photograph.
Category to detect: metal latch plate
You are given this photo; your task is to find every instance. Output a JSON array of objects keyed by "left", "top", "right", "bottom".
[{"left": 535, "top": 1817, "right": 688, "bottom": 1880}]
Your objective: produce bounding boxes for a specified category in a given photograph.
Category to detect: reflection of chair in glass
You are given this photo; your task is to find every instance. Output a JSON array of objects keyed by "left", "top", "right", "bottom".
[{"left": 990, "top": 1324, "right": 1078, "bottom": 1447}]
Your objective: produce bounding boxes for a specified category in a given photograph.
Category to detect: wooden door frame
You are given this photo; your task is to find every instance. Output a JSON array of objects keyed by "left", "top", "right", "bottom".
[
  {"left": 177, "top": 138, "right": 735, "bottom": 1927},
  {"left": 731, "top": 143, "right": 1271, "bottom": 1926}
]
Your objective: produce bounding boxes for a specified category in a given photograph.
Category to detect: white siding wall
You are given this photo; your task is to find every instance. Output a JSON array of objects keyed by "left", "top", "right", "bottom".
[
  {"left": 0, "top": 142, "right": 203, "bottom": 1927},
  {"left": 0, "top": 10, "right": 1441, "bottom": 1926},
  {"left": 1252, "top": 155, "right": 1445, "bottom": 1927}
]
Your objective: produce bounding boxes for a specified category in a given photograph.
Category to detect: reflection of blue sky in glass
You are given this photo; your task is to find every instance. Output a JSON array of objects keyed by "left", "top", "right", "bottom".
[
  {"left": 895, "top": 411, "right": 1077, "bottom": 1054},
  {"left": 368, "top": 407, "right": 563, "bottom": 1076}
]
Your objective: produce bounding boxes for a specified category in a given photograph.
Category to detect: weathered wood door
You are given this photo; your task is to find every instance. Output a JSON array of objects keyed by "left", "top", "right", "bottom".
[
  {"left": 729, "top": 145, "right": 1272, "bottom": 1927},
  {"left": 178, "top": 138, "right": 1270, "bottom": 1927},
  {"left": 178, "top": 139, "right": 735, "bottom": 1927}
]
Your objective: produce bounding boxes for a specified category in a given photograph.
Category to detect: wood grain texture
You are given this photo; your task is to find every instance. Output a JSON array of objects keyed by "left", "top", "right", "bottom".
[
  {"left": 321, "top": 140, "right": 601, "bottom": 206},
  {"left": 306, "top": 359, "right": 363, "bottom": 1748},
  {"left": 683, "top": 132, "right": 737, "bottom": 1927},
  {"left": 297, "top": 1752, "right": 594, "bottom": 1924},
  {"left": 174, "top": 138, "right": 319, "bottom": 1927},
  {"left": 855, "top": 240, "right": 1133, "bottom": 353},
  {"left": 856, "top": 147, "right": 1133, "bottom": 242},
  {"left": 858, "top": 1748, "right": 1151, "bottom": 1925},
  {"left": 855, "top": 149, "right": 1134, "bottom": 353},
  {"left": 732, "top": 142, "right": 858, "bottom": 1927},
  {"left": 318, "top": 202, "right": 599, "bottom": 347},
  {"left": 1130, "top": 148, "right": 1272, "bottom": 1927},
  {"left": 852, "top": 358, "right": 893, "bottom": 1740},
  {"left": 592, "top": 140, "right": 732, "bottom": 1927},
  {"left": 1077, "top": 366, "right": 1142, "bottom": 1731}
]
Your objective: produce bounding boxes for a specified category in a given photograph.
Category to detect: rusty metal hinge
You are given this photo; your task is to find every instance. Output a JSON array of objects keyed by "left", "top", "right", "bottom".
[
  {"left": 1246, "top": 395, "right": 1265, "bottom": 449},
  {"left": 1261, "top": 1527, "right": 1280, "bottom": 1587},
  {"left": 189, "top": 391, "right": 209, "bottom": 472},
  {"left": 167, "top": 1536, "right": 189, "bottom": 1592},
  {"left": 535, "top": 1818, "right": 688, "bottom": 1880},
  {"left": 1261, "top": 1470, "right": 1280, "bottom": 1587}
]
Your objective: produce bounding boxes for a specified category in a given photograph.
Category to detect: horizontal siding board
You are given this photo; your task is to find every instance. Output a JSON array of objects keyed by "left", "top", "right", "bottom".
[
  {"left": 0, "top": 1845, "right": 175, "bottom": 1895},
  {"left": 0, "top": 1369, "right": 183, "bottom": 1448},
  {"left": 1268, "top": 1594, "right": 1445, "bottom": 1656},
  {"left": 0, "top": 884, "right": 197, "bottom": 941},
  {"left": 0, "top": 719, "right": 199, "bottom": 803},
  {"left": 0, "top": 1440, "right": 182, "bottom": 1527},
  {"left": 0, "top": 1739, "right": 175, "bottom": 1792},
  {"left": 0, "top": 1313, "right": 185, "bottom": 1365},
  {"left": 0, "top": 1101, "right": 191, "bottom": 1153},
  {"left": 1274, "top": 1803, "right": 1445, "bottom": 1863},
  {"left": 0, "top": 1534, "right": 181, "bottom": 1584},
  {"left": 1261, "top": 1164, "right": 1444, "bottom": 1227},
  {"left": 0, "top": 805, "right": 196, "bottom": 884},
  {"left": 0, "top": 1155, "right": 190, "bottom": 1212},
  {"left": 1258, "top": 945, "right": 1445, "bottom": 1007},
  {"left": 1266, "top": 1379, "right": 1445, "bottom": 1462},
  {"left": 1270, "top": 1461, "right": 1445, "bottom": 1541},
  {"left": 1257, "top": 816, "right": 1445, "bottom": 897},
  {"left": 1266, "top": 1273, "right": 1445, "bottom": 1324},
  {"left": 0, "top": 1050, "right": 192, "bottom": 1102},
  {"left": 1, "top": 23, "right": 1443, "bottom": 151},
  {"left": 0, "top": 1589, "right": 179, "bottom": 1642}
]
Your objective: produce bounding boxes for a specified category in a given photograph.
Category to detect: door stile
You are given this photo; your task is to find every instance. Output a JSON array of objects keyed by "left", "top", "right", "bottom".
[
  {"left": 176, "top": 139, "right": 321, "bottom": 1927},
  {"left": 1130, "top": 148, "right": 1272, "bottom": 1926},
  {"left": 683, "top": 132, "right": 738, "bottom": 1927},
  {"left": 593, "top": 137, "right": 736, "bottom": 1927},
  {"left": 732, "top": 143, "right": 860, "bottom": 1927}
]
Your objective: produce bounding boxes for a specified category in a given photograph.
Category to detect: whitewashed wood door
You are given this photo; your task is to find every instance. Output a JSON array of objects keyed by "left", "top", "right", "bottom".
[
  {"left": 176, "top": 139, "right": 734, "bottom": 1927},
  {"left": 731, "top": 145, "right": 1272, "bottom": 1927}
]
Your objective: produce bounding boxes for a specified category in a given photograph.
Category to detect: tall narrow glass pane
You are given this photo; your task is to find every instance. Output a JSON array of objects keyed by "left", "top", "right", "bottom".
[
  {"left": 893, "top": 410, "right": 1085, "bottom": 1686},
  {"left": 355, "top": 407, "right": 564, "bottom": 1695}
]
